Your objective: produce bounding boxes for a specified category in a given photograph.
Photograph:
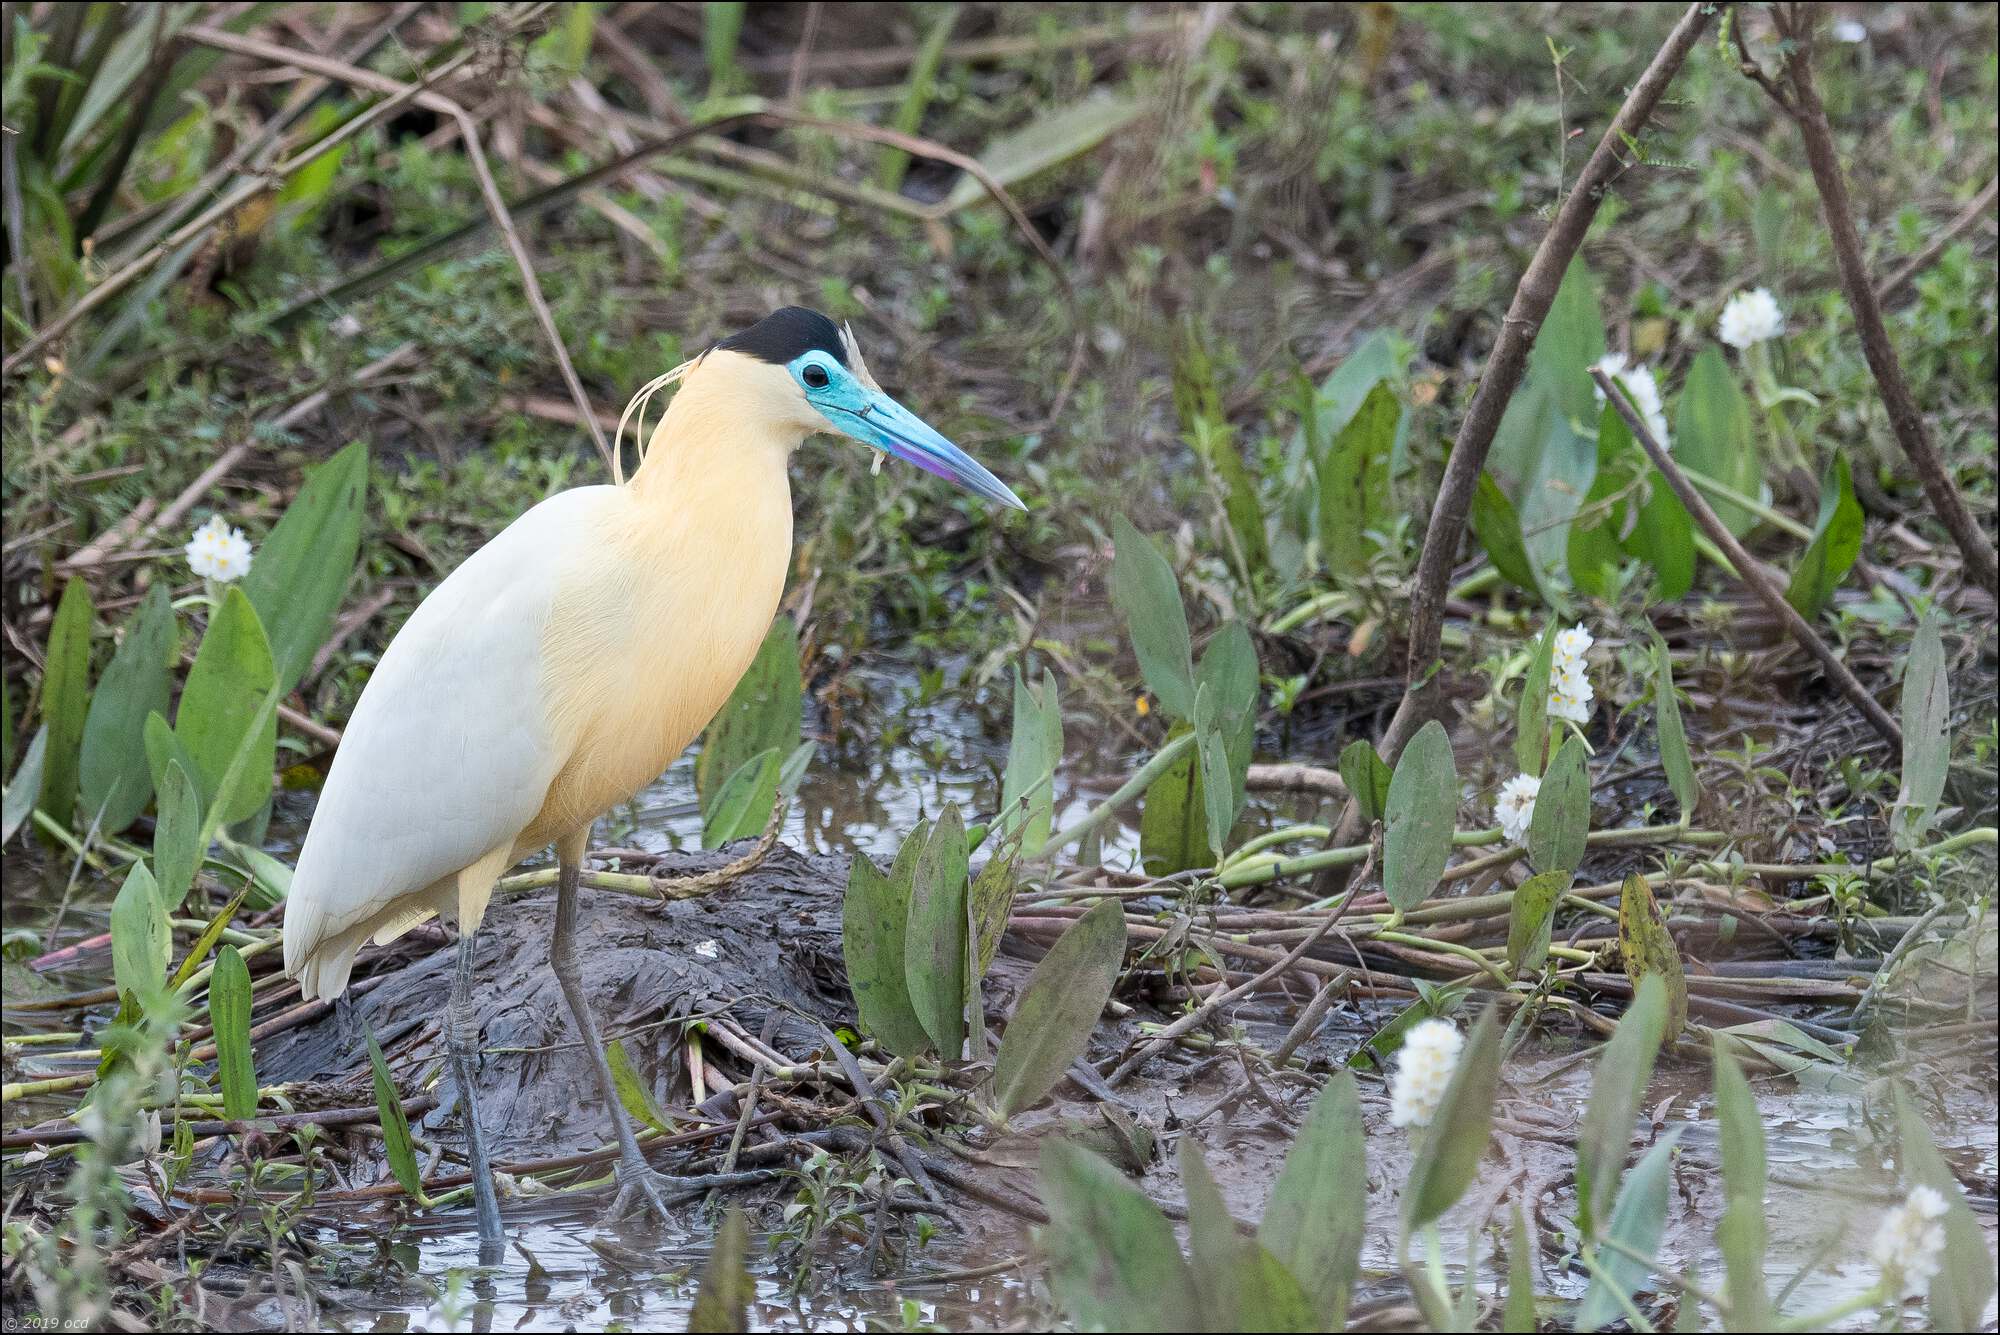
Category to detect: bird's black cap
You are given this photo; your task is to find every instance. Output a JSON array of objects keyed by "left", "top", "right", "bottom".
[{"left": 715, "top": 307, "right": 848, "bottom": 367}]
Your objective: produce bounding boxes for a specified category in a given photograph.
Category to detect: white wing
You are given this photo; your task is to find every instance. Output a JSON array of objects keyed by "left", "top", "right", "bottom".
[{"left": 283, "top": 486, "right": 613, "bottom": 996}]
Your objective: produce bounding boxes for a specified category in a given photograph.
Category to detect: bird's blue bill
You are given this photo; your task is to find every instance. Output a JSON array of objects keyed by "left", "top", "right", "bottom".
[{"left": 844, "top": 389, "right": 1026, "bottom": 511}]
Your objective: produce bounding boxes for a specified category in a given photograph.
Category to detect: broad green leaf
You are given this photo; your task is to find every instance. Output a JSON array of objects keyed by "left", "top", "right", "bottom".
[
  {"left": 1182, "top": 1141, "right": 1317, "bottom": 1332},
  {"left": 152, "top": 761, "right": 203, "bottom": 911},
  {"left": 1505, "top": 1204, "right": 1538, "bottom": 1333},
  {"left": 1037, "top": 1139, "right": 1198, "bottom": 1332},
  {"left": 1110, "top": 516, "right": 1195, "bottom": 720},
  {"left": 1306, "top": 329, "right": 1411, "bottom": 444},
  {"left": 210, "top": 944, "right": 258, "bottom": 1121},
  {"left": 1528, "top": 257, "right": 1608, "bottom": 428},
  {"left": 702, "top": 747, "right": 780, "bottom": 849},
  {"left": 364, "top": 1020, "right": 425, "bottom": 1202},
  {"left": 1175, "top": 328, "right": 1269, "bottom": 576},
  {"left": 1675, "top": 347, "right": 1764, "bottom": 536},
  {"left": 1784, "top": 452, "right": 1862, "bottom": 620},
  {"left": 1471, "top": 470, "right": 1541, "bottom": 597},
  {"left": 1574, "top": 975, "right": 1669, "bottom": 1242},
  {"left": 993, "top": 898, "right": 1126, "bottom": 1118},
  {"left": 110, "top": 861, "right": 170, "bottom": 1005},
  {"left": 1338, "top": 738, "right": 1391, "bottom": 826},
  {"left": 37, "top": 576, "right": 95, "bottom": 834},
  {"left": 2, "top": 725, "right": 48, "bottom": 845},
  {"left": 1193, "top": 683, "right": 1236, "bottom": 858},
  {"left": 1894, "top": 1086, "right": 1997, "bottom": 1331},
  {"left": 1506, "top": 871, "right": 1570, "bottom": 974},
  {"left": 1318, "top": 381, "right": 1398, "bottom": 577},
  {"left": 1712, "top": 1036, "right": 1768, "bottom": 1330},
  {"left": 688, "top": 1207, "right": 753, "bottom": 1332},
  {"left": 1194, "top": 622, "right": 1258, "bottom": 842},
  {"left": 1894, "top": 612, "right": 1949, "bottom": 850},
  {"left": 1566, "top": 409, "right": 1634, "bottom": 600},
  {"left": 968, "top": 847, "right": 1018, "bottom": 980},
  {"left": 1576, "top": 1129, "right": 1681, "bottom": 1330},
  {"left": 905, "top": 805, "right": 970, "bottom": 1056},
  {"left": 1258, "top": 1071, "right": 1367, "bottom": 1329},
  {"left": 842, "top": 834, "right": 933, "bottom": 1058},
  {"left": 143, "top": 710, "right": 201, "bottom": 807},
  {"left": 241, "top": 440, "right": 368, "bottom": 692},
  {"left": 943, "top": 94, "right": 1144, "bottom": 212},
  {"left": 222, "top": 835, "right": 292, "bottom": 909},
  {"left": 1617, "top": 876, "right": 1687, "bottom": 1037},
  {"left": 606, "top": 1038, "right": 674, "bottom": 1134},
  {"left": 1515, "top": 621, "right": 1558, "bottom": 777},
  {"left": 1651, "top": 634, "right": 1699, "bottom": 819},
  {"left": 79, "top": 583, "right": 175, "bottom": 834},
  {"left": 1528, "top": 734, "right": 1589, "bottom": 875},
  {"left": 695, "top": 616, "right": 801, "bottom": 815},
  {"left": 176, "top": 587, "right": 277, "bottom": 825},
  {"left": 1404, "top": 1006, "right": 1502, "bottom": 1230},
  {"left": 1382, "top": 720, "right": 1458, "bottom": 915},
  {"left": 1139, "top": 726, "right": 1211, "bottom": 875},
  {"left": 1622, "top": 464, "right": 1696, "bottom": 601},
  {"left": 998, "top": 668, "right": 1063, "bottom": 855},
  {"left": 1490, "top": 373, "right": 1597, "bottom": 587},
  {"left": 168, "top": 889, "right": 248, "bottom": 991}
]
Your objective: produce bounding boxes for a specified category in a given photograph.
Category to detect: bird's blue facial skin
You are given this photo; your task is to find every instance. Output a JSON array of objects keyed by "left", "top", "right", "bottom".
[{"left": 787, "top": 352, "right": 1026, "bottom": 511}]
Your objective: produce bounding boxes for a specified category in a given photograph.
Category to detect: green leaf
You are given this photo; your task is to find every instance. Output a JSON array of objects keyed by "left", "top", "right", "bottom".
[
  {"left": 240, "top": 441, "right": 368, "bottom": 692},
  {"left": 1527, "top": 734, "right": 1589, "bottom": 875},
  {"left": 905, "top": 804, "right": 970, "bottom": 1056},
  {"left": 1404, "top": 1006, "right": 1502, "bottom": 1231},
  {"left": 79, "top": 583, "right": 175, "bottom": 834},
  {"left": 1505, "top": 1204, "right": 1538, "bottom": 1333},
  {"left": 1617, "top": 876, "right": 1687, "bottom": 1038},
  {"left": 1471, "top": 470, "right": 1541, "bottom": 596},
  {"left": 1650, "top": 634, "right": 1700, "bottom": 819},
  {"left": 968, "top": 847, "right": 1018, "bottom": 981},
  {"left": 943, "top": 94, "right": 1145, "bottom": 212},
  {"left": 1515, "top": 622, "right": 1558, "bottom": 777},
  {"left": 1382, "top": 720, "right": 1458, "bottom": 915},
  {"left": 176, "top": 586, "right": 277, "bottom": 826},
  {"left": 152, "top": 761, "right": 204, "bottom": 911},
  {"left": 1566, "top": 409, "right": 1634, "bottom": 600},
  {"left": 1306, "top": 329, "right": 1411, "bottom": 444},
  {"left": 37, "top": 576, "right": 94, "bottom": 834},
  {"left": 993, "top": 898, "right": 1126, "bottom": 1119},
  {"left": 1490, "top": 368, "right": 1597, "bottom": 587},
  {"left": 1675, "top": 346, "right": 1764, "bottom": 536},
  {"left": 110, "top": 861, "right": 170, "bottom": 1005},
  {"left": 1139, "top": 725, "right": 1211, "bottom": 875},
  {"left": 1037, "top": 1139, "right": 1198, "bottom": 1332},
  {"left": 606, "top": 1039, "right": 674, "bottom": 1134},
  {"left": 168, "top": 888, "right": 247, "bottom": 991},
  {"left": 1193, "top": 683, "right": 1236, "bottom": 858},
  {"left": 2, "top": 725, "right": 48, "bottom": 845},
  {"left": 222, "top": 835, "right": 293, "bottom": 910},
  {"left": 702, "top": 747, "right": 780, "bottom": 849},
  {"left": 1894, "top": 611, "right": 1949, "bottom": 851},
  {"left": 695, "top": 616, "right": 802, "bottom": 816},
  {"left": 998, "top": 668, "right": 1063, "bottom": 856},
  {"left": 1182, "top": 1141, "right": 1318, "bottom": 1332},
  {"left": 1258, "top": 1071, "right": 1367, "bottom": 1330},
  {"left": 210, "top": 944, "right": 258, "bottom": 1121},
  {"left": 1711, "top": 1035, "right": 1768, "bottom": 1330},
  {"left": 1576, "top": 1129, "right": 1681, "bottom": 1330},
  {"left": 1622, "top": 463, "right": 1696, "bottom": 601},
  {"left": 364, "top": 1019, "right": 425, "bottom": 1202},
  {"left": 1528, "top": 257, "right": 1607, "bottom": 428},
  {"left": 688, "top": 1207, "right": 754, "bottom": 1332},
  {"left": 1110, "top": 516, "right": 1196, "bottom": 720},
  {"left": 1318, "top": 381, "right": 1398, "bottom": 577},
  {"left": 1894, "top": 1085, "right": 1998, "bottom": 1331},
  {"left": 1573, "top": 975, "right": 1669, "bottom": 1242},
  {"left": 1338, "top": 738, "right": 1392, "bottom": 826},
  {"left": 841, "top": 833, "right": 934, "bottom": 1059},
  {"left": 1784, "top": 452, "right": 1863, "bottom": 620},
  {"left": 1506, "top": 870, "right": 1570, "bottom": 974}
]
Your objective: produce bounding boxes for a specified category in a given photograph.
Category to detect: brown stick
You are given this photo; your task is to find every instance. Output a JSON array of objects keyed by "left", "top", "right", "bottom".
[
  {"left": 2, "top": 1095, "right": 438, "bottom": 1149},
  {"left": 1592, "top": 365, "right": 1902, "bottom": 754}
]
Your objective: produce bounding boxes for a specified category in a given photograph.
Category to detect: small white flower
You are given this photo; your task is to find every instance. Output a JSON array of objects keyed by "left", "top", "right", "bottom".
[
  {"left": 1554, "top": 624, "right": 1594, "bottom": 667},
  {"left": 1549, "top": 682, "right": 1593, "bottom": 725},
  {"left": 1546, "top": 624, "right": 1594, "bottom": 725},
  {"left": 1832, "top": 18, "right": 1868, "bottom": 43},
  {"left": 1871, "top": 1184, "right": 1949, "bottom": 1299},
  {"left": 1389, "top": 1018, "right": 1464, "bottom": 1129},
  {"left": 1592, "top": 353, "right": 1672, "bottom": 449},
  {"left": 185, "top": 515, "right": 254, "bottom": 583},
  {"left": 1495, "top": 773, "right": 1541, "bottom": 845},
  {"left": 1718, "top": 288, "right": 1785, "bottom": 349}
]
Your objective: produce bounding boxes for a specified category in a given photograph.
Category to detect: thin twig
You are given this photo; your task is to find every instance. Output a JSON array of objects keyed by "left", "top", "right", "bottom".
[{"left": 1875, "top": 176, "right": 1998, "bottom": 307}]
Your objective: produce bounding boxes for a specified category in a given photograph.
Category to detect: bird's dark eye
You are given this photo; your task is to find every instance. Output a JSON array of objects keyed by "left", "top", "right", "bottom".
[{"left": 802, "top": 363, "right": 830, "bottom": 389}]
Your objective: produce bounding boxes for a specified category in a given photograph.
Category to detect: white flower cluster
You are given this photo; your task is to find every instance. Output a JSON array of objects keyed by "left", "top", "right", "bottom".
[
  {"left": 1495, "top": 773, "right": 1541, "bottom": 845},
  {"left": 1592, "top": 352, "right": 1671, "bottom": 449},
  {"left": 1871, "top": 1184, "right": 1948, "bottom": 1300},
  {"left": 1389, "top": 1018, "right": 1464, "bottom": 1129},
  {"left": 1549, "top": 623, "right": 1594, "bottom": 725},
  {"left": 1718, "top": 288, "right": 1785, "bottom": 349},
  {"left": 186, "top": 515, "right": 253, "bottom": 583}
]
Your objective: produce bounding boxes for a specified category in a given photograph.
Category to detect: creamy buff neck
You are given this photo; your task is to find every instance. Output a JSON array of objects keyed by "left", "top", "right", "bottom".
[{"left": 625, "top": 350, "right": 809, "bottom": 508}]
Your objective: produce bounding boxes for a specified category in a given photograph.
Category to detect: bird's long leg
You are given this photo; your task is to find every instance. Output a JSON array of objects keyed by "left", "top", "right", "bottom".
[{"left": 447, "top": 930, "right": 505, "bottom": 1257}]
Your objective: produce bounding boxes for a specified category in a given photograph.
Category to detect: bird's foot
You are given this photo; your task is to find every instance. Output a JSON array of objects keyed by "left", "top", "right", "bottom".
[{"left": 607, "top": 1162, "right": 778, "bottom": 1226}]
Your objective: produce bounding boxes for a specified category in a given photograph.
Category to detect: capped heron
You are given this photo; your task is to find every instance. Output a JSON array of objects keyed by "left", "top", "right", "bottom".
[{"left": 283, "top": 308, "right": 1023, "bottom": 1247}]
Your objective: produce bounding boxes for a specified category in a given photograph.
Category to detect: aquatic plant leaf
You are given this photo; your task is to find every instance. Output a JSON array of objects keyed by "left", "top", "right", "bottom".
[
  {"left": 1651, "top": 634, "right": 1700, "bottom": 819},
  {"left": 1404, "top": 1006, "right": 1502, "bottom": 1230},
  {"left": 364, "top": 1019, "right": 424, "bottom": 1202},
  {"left": 210, "top": 944, "right": 258, "bottom": 1121},
  {"left": 1258, "top": 1070, "right": 1366, "bottom": 1329},
  {"left": 1894, "top": 611, "right": 1949, "bottom": 851},
  {"left": 1616, "top": 875, "right": 1687, "bottom": 1037},
  {"left": 148, "top": 760, "right": 203, "bottom": 911},
  {"left": 222, "top": 835, "right": 293, "bottom": 910},
  {"left": 1338, "top": 738, "right": 1391, "bottom": 827},
  {"left": 1577, "top": 1129, "right": 1681, "bottom": 1330},
  {"left": 168, "top": 889, "right": 247, "bottom": 992},
  {"left": 998, "top": 667, "right": 1063, "bottom": 855},
  {"left": 993, "top": 898, "right": 1125, "bottom": 1119},
  {"left": 905, "top": 804, "right": 970, "bottom": 1055},
  {"left": 696, "top": 616, "right": 801, "bottom": 816},
  {"left": 241, "top": 440, "right": 368, "bottom": 692},
  {"left": 606, "top": 1039, "right": 674, "bottom": 1135},
  {"left": 1382, "top": 720, "right": 1458, "bottom": 915},
  {"left": 1182, "top": 1140, "right": 1317, "bottom": 1332},
  {"left": 1894, "top": 1085, "right": 1998, "bottom": 1331},
  {"left": 2, "top": 724, "right": 48, "bottom": 845},
  {"left": 1505, "top": 1204, "right": 1538, "bottom": 1333},
  {"left": 1037, "top": 1139, "right": 1197, "bottom": 1332},
  {"left": 1784, "top": 452, "right": 1862, "bottom": 620},
  {"left": 1110, "top": 515, "right": 1195, "bottom": 720},
  {"left": 80, "top": 583, "right": 175, "bottom": 834},
  {"left": 1574, "top": 974, "right": 1668, "bottom": 1242},
  {"left": 1471, "top": 470, "right": 1541, "bottom": 597},
  {"left": 1318, "top": 381, "right": 1398, "bottom": 578},
  {"left": 841, "top": 827, "right": 932, "bottom": 1058},
  {"left": 110, "top": 860, "right": 170, "bottom": 1005},
  {"left": 688, "top": 1207, "right": 753, "bottom": 1332},
  {"left": 36, "top": 575, "right": 94, "bottom": 834},
  {"left": 702, "top": 747, "right": 780, "bottom": 849},
  {"left": 1515, "top": 621, "right": 1558, "bottom": 777},
  {"left": 943, "top": 93, "right": 1144, "bottom": 212},
  {"left": 1567, "top": 407, "right": 1635, "bottom": 600},
  {"left": 1711, "top": 1036, "right": 1769, "bottom": 1330},
  {"left": 1192, "top": 683, "right": 1236, "bottom": 858},
  {"left": 1528, "top": 734, "right": 1589, "bottom": 875},
  {"left": 1530, "top": 257, "right": 1608, "bottom": 428},
  {"left": 1621, "top": 462, "right": 1696, "bottom": 601},
  {"left": 967, "top": 846, "right": 1018, "bottom": 981},
  {"left": 1675, "top": 346, "right": 1764, "bottom": 536},
  {"left": 175, "top": 586, "right": 276, "bottom": 826},
  {"left": 1506, "top": 870, "right": 1570, "bottom": 974},
  {"left": 1139, "top": 725, "right": 1211, "bottom": 875}
]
